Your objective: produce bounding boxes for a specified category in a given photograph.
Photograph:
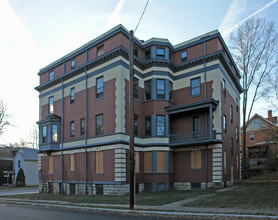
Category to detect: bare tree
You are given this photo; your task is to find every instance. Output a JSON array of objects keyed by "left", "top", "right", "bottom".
[
  {"left": 262, "top": 69, "right": 278, "bottom": 111},
  {"left": 230, "top": 17, "right": 278, "bottom": 178},
  {"left": 0, "top": 99, "right": 12, "bottom": 136}
]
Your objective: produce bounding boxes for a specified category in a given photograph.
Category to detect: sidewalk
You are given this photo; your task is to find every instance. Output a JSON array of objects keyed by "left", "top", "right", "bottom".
[
  {"left": 0, "top": 186, "right": 39, "bottom": 196},
  {"left": 0, "top": 185, "right": 278, "bottom": 219}
]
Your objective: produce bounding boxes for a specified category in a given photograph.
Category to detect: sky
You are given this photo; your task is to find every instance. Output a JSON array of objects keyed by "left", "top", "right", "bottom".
[{"left": 0, "top": 0, "right": 277, "bottom": 145}]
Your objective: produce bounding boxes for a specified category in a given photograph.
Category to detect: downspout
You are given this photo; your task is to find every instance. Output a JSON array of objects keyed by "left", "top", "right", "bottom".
[
  {"left": 206, "top": 145, "right": 208, "bottom": 188},
  {"left": 61, "top": 79, "right": 64, "bottom": 194},
  {"left": 204, "top": 40, "right": 207, "bottom": 101},
  {"left": 85, "top": 67, "right": 88, "bottom": 194}
]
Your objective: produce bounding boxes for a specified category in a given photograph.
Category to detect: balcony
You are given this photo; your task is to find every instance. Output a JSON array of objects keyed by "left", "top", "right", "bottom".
[{"left": 169, "top": 130, "right": 219, "bottom": 147}]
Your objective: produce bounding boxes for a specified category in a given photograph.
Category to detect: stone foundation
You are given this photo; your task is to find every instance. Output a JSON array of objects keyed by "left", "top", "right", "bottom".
[
  {"left": 174, "top": 181, "right": 232, "bottom": 190},
  {"left": 40, "top": 181, "right": 234, "bottom": 195}
]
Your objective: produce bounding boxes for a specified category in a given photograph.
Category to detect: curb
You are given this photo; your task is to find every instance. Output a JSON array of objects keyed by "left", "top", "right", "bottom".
[{"left": 1, "top": 199, "right": 278, "bottom": 219}]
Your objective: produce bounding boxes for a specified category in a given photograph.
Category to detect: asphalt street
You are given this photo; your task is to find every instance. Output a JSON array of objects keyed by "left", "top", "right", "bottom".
[{"left": 0, "top": 204, "right": 197, "bottom": 220}]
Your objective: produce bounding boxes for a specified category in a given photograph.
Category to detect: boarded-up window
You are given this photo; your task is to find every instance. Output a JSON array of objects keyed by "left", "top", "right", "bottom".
[
  {"left": 191, "top": 150, "right": 201, "bottom": 169},
  {"left": 70, "top": 154, "right": 75, "bottom": 171},
  {"left": 157, "top": 151, "right": 166, "bottom": 173},
  {"left": 96, "top": 151, "right": 104, "bottom": 174},
  {"left": 170, "top": 152, "right": 174, "bottom": 173},
  {"left": 135, "top": 152, "right": 139, "bottom": 173},
  {"left": 97, "top": 45, "right": 104, "bottom": 56},
  {"left": 144, "top": 152, "right": 152, "bottom": 173},
  {"left": 48, "top": 156, "right": 53, "bottom": 174}
]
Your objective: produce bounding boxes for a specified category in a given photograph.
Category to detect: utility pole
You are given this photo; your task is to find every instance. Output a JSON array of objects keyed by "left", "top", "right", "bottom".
[{"left": 129, "top": 30, "right": 135, "bottom": 209}]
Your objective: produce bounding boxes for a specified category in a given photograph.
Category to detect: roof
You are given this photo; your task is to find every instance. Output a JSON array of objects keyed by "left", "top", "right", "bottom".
[
  {"left": 241, "top": 113, "right": 278, "bottom": 130},
  {"left": 16, "top": 148, "right": 38, "bottom": 161},
  {"left": 0, "top": 147, "right": 19, "bottom": 159}
]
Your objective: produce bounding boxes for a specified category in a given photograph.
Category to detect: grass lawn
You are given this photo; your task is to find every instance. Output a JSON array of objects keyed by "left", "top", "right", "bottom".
[
  {"left": 4, "top": 190, "right": 213, "bottom": 206},
  {"left": 184, "top": 182, "right": 278, "bottom": 209}
]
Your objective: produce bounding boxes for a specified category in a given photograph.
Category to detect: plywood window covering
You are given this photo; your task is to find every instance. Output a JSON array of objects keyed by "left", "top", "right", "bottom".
[
  {"left": 135, "top": 152, "right": 139, "bottom": 173},
  {"left": 97, "top": 45, "right": 104, "bottom": 56},
  {"left": 143, "top": 152, "right": 152, "bottom": 173},
  {"left": 156, "top": 151, "right": 166, "bottom": 173},
  {"left": 70, "top": 154, "right": 75, "bottom": 171},
  {"left": 96, "top": 151, "right": 104, "bottom": 174},
  {"left": 191, "top": 150, "right": 201, "bottom": 169},
  {"left": 48, "top": 156, "right": 53, "bottom": 174}
]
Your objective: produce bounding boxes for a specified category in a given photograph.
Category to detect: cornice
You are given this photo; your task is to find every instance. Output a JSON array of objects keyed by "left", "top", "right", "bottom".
[{"left": 35, "top": 47, "right": 242, "bottom": 94}]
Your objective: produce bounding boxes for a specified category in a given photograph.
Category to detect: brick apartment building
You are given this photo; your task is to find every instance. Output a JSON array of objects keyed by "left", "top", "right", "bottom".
[
  {"left": 241, "top": 110, "right": 278, "bottom": 167},
  {"left": 35, "top": 25, "right": 243, "bottom": 195}
]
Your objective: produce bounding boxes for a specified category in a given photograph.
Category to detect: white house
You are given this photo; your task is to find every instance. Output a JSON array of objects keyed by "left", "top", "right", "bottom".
[{"left": 13, "top": 148, "right": 38, "bottom": 186}]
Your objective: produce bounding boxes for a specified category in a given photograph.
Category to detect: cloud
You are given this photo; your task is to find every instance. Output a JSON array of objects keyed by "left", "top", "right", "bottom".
[
  {"left": 219, "top": 0, "right": 247, "bottom": 35},
  {"left": 0, "top": 0, "right": 39, "bottom": 144},
  {"left": 220, "top": 0, "right": 278, "bottom": 38},
  {"left": 104, "top": 0, "right": 126, "bottom": 31}
]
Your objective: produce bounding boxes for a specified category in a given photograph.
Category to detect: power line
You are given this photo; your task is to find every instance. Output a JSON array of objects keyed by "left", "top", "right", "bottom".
[{"left": 134, "top": 0, "right": 149, "bottom": 34}]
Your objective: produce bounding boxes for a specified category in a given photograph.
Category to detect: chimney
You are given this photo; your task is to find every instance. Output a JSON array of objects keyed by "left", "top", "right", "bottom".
[{"left": 268, "top": 110, "right": 272, "bottom": 122}]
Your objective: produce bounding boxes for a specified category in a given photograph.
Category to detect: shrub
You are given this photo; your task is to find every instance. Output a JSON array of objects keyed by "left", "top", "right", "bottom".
[{"left": 16, "top": 168, "right": 26, "bottom": 187}]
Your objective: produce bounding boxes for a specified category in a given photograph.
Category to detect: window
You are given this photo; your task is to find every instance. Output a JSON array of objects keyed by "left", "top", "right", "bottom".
[
  {"left": 144, "top": 116, "right": 152, "bottom": 137},
  {"left": 18, "top": 160, "right": 20, "bottom": 168},
  {"left": 236, "top": 98, "right": 239, "bottom": 112},
  {"left": 157, "top": 115, "right": 165, "bottom": 136},
  {"left": 71, "top": 60, "right": 75, "bottom": 69},
  {"left": 70, "top": 154, "right": 75, "bottom": 171},
  {"left": 191, "top": 150, "right": 201, "bottom": 169},
  {"left": 49, "top": 71, "right": 54, "bottom": 80},
  {"left": 222, "top": 79, "right": 226, "bottom": 97},
  {"left": 250, "top": 133, "right": 255, "bottom": 142},
  {"left": 156, "top": 48, "right": 165, "bottom": 59},
  {"left": 191, "top": 77, "right": 201, "bottom": 96},
  {"left": 133, "top": 46, "right": 139, "bottom": 57},
  {"left": 134, "top": 114, "right": 139, "bottom": 136},
  {"left": 52, "top": 125, "right": 58, "bottom": 142},
  {"left": 96, "top": 76, "right": 104, "bottom": 99},
  {"left": 144, "top": 152, "right": 152, "bottom": 173},
  {"left": 157, "top": 151, "right": 166, "bottom": 173},
  {"left": 181, "top": 51, "right": 187, "bottom": 62},
  {"left": 97, "top": 45, "right": 104, "bottom": 56},
  {"left": 231, "top": 138, "right": 234, "bottom": 156},
  {"left": 236, "top": 127, "right": 239, "bottom": 143},
  {"left": 156, "top": 79, "right": 165, "bottom": 99},
  {"left": 134, "top": 77, "right": 139, "bottom": 99},
  {"left": 70, "top": 121, "right": 75, "bottom": 137},
  {"left": 96, "top": 114, "right": 103, "bottom": 136},
  {"left": 169, "top": 81, "right": 173, "bottom": 102},
  {"left": 223, "top": 115, "right": 227, "bottom": 133},
  {"left": 42, "top": 126, "right": 47, "bottom": 143},
  {"left": 252, "top": 119, "right": 261, "bottom": 127},
  {"left": 145, "top": 49, "right": 151, "bottom": 60},
  {"left": 144, "top": 79, "right": 152, "bottom": 100},
  {"left": 49, "top": 96, "right": 54, "bottom": 114},
  {"left": 96, "top": 151, "right": 104, "bottom": 174},
  {"left": 230, "top": 105, "right": 233, "bottom": 124},
  {"left": 80, "top": 118, "right": 85, "bottom": 136},
  {"left": 48, "top": 156, "right": 53, "bottom": 174},
  {"left": 70, "top": 87, "right": 75, "bottom": 104},
  {"left": 193, "top": 116, "right": 200, "bottom": 138}
]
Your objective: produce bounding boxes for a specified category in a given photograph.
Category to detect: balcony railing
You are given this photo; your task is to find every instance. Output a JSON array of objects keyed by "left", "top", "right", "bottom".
[{"left": 170, "top": 130, "right": 216, "bottom": 146}]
